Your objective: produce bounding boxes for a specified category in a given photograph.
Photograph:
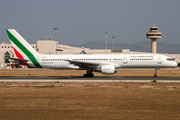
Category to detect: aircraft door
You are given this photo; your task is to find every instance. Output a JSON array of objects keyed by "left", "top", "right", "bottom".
[
  {"left": 123, "top": 56, "right": 128, "bottom": 64},
  {"left": 158, "top": 56, "right": 162, "bottom": 64}
]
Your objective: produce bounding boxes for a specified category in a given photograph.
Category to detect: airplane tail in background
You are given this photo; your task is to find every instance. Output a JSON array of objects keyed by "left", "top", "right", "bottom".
[{"left": 6, "top": 29, "right": 42, "bottom": 68}]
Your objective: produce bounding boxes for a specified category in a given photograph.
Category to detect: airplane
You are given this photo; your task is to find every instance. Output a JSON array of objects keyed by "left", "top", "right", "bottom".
[{"left": 6, "top": 29, "right": 177, "bottom": 78}]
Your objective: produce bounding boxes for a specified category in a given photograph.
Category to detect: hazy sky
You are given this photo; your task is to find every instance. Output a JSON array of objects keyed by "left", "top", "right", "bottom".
[{"left": 1, "top": 0, "right": 180, "bottom": 45}]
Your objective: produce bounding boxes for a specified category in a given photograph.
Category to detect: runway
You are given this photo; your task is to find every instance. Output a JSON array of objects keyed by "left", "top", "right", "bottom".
[{"left": 0, "top": 76, "right": 180, "bottom": 82}]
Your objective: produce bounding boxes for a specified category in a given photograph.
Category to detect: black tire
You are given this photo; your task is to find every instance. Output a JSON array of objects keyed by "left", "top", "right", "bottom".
[
  {"left": 83, "top": 74, "right": 94, "bottom": 77},
  {"left": 154, "top": 74, "right": 157, "bottom": 78}
]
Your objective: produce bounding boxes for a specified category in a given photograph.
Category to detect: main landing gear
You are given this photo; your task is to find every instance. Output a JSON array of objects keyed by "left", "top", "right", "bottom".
[
  {"left": 154, "top": 68, "right": 159, "bottom": 78},
  {"left": 83, "top": 69, "right": 94, "bottom": 77}
]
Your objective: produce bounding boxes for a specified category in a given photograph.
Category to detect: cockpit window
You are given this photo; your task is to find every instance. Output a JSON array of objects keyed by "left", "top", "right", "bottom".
[{"left": 167, "top": 58, "right": 174, "bottom": 61}]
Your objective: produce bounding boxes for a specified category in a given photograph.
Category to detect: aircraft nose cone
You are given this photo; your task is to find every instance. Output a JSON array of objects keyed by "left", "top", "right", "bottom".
[{"left": 174, "top": 62, "right": 178, "bottom": 67}]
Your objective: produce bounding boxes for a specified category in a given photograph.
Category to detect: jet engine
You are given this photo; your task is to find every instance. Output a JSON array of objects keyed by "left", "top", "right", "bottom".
[{"left": 96, "top": 65, "right": 117, "bottom": 74}]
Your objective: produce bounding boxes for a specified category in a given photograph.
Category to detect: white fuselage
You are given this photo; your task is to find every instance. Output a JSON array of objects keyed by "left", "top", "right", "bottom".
[{"left": 27, "top": 54, "right": 177, "bottom": 70}]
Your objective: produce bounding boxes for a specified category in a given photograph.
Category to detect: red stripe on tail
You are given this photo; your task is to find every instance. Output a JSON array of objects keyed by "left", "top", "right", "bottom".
[
  {"left": 13, "top": 47, "right": 29, "bottom": 66},
  {"left": 13, "top": 47, "right": 24, "bottom": 59}
]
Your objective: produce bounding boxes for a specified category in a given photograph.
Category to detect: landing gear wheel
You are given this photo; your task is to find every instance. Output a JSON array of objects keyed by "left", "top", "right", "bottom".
[
  {"left": 83, "top": 74, "right": 94, "bottom": 77},
  {"left": 90, "top": 74, "right": 94, "bottom": 77},
  {"left": 83, "top": 69, "right": 94, "bottom": 77},
  {"left": 154, "top": 74, "right": 157, "bottom": 78}
]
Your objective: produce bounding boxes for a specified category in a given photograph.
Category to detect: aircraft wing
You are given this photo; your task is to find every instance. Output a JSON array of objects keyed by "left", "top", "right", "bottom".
[{"left": 66, "top": 60, "right": 100, "bottom": 68}]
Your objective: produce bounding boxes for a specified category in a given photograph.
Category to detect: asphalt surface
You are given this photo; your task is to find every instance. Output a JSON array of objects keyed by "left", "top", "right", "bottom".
[{"left": 0, "top": 76, "right": 180, "bottom": 82}]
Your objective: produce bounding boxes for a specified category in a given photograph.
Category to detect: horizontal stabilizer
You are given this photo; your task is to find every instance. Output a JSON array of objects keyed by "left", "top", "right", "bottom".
[{"left": 5, "top": 57, "right": 29, "bottom": 62}]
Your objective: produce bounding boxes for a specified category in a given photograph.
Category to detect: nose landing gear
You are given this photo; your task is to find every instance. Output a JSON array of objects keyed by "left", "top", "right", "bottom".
[{"left": 154, "top": 68, "right": 159, "bottom": 78}]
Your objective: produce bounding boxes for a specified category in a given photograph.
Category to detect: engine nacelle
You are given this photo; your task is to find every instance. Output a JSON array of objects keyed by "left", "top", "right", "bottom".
[{"left": 96, "top": 65, "right": 117, "bottom": 74}]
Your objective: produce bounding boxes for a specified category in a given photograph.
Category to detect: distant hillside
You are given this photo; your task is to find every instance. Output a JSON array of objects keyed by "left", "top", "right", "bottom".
[{"left": 68, "top": 41, "right": 180, "bottom": 54}]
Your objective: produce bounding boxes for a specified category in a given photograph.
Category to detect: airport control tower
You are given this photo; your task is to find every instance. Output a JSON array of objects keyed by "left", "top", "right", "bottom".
[{"left": 146, "top": 23, "right": 161, "bottom": 53}]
